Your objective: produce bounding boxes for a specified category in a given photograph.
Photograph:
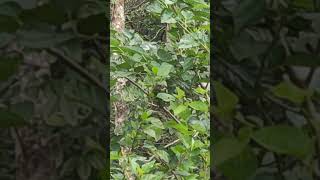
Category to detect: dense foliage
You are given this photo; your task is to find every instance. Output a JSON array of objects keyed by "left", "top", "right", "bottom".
[
  {"left": 213, "top": 0, "right": 320, "bottom": 179},
  {"left": 110, "top": 0, "right": 210, "bottom": 179},
  {"left": 0, "top": 0, "right": 107, "bottom": 179}
]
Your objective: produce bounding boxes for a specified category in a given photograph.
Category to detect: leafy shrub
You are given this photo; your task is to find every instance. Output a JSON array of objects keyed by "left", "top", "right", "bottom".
[{"left": 110, "top": 0, "right": 210, "bottom": 179}]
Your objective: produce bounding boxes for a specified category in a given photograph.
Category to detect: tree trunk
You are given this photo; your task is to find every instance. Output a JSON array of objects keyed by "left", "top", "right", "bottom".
[
  {"left": 111, "top": 1, "right": 134, "bottom": 179},
  {"left": 111, "top": 0, "right": 125, "bottom": 32}
]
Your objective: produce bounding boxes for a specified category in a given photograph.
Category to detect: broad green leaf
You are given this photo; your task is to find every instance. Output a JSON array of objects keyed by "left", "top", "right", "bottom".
[
  {"left": 181, "top": 10, "right": 194, "bottom": 20},
  {"left": 272, "top": 81, "right": 311, "bottom": 104},
  {"left": 88, "top": 152, "right": 105, "bottom": 169},
  {"left": 77, "top": 158, "right": 91, "bottom": 180},
  {"left": 195, "top": 87, "right": 207, "bottom": 94},
  {"left": 46, "top": 114, "right": 66, "bottom": 127},
  {"left": 156, "top": 150, "right": 169, "bottom": 163},
  {"left": 213, "top": 137, "right": 247, "bottom": 166},
  {"left": 218, "top": 147, "right": 258, "bottom": 180},
  {"left": 0, "top": 56, "right": 21, "bottom": 81},
  {"left": 152, "top": 66, "right": 158, "bottom": 75},
  {"left": 164, "top": 0, "right": 176, "bottom": 5},
  {"left": 144, "top": 129, "right": 157, "bottom": 139},
  {"left": 146, "top": 1, "right": 163, "bottom": 14},
  {"left": 214, "top": 81, "right": 238, "bottom": 120},
  {"left": 141, "top": 160, "right": 156, "bottom": 174},
  {"left": 148, "top": 117, "right": 165, "bottom": 129},
  {"left": 157, "top": 62, "right": 173, "bottom": 77},
  {"left": 233, "top": 0, "right": 265, "bottom": 33},
  {"left": 0, "top": 109, "right": 27, "bottom": 128},
  {"left": 110, "top": 151, "right": 120, "bottom": 160},
  {"left": 17, "top": 29, "right": 75, "bottom": 48},
  {"left": 175, "top": 87, "right": 185, "bottom": 99},
  {"left": 293, "top": 0, "right": 313, "bottom": 10},
  {"left": 178, "top": 33, "right": 200, "bottom": 49},
  {"left": 173, "top": 104, "right": 187, "bottom": 115},
  {"left": 156, "top": 93, "right": 175, "bottom": 102},
  {"left": 157, "top": 49, "right": 172, "bottom": 61},
  {"left": 161, "top": 10, "right": 176, "bottom": 23},
  {"left": 214, "top": 81, "right": 238, "bottom": 110},
  {"left": 252, "top": 125, "right": 313, "bottom": 158},
  {"left": 166, "top": 120, "right": 191, "bottom": 135},
  {"left": 188, "top": 101, "right": 208, "bottom": 112}
]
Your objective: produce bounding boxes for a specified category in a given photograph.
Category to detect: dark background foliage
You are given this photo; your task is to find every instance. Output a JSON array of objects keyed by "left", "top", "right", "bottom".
[
  {"left": 213, "top": 0, "right": 320, "bottom": 179},
  {"left": 0, "top": 0, "right": 108, "bottom": 179}
]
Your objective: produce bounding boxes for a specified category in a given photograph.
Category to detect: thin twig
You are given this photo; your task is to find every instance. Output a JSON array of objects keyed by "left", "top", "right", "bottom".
[
  {"left": 124, "top": 77, "right": 149, "bottom": 95},
  {"left": 164, "top": 139, "right": 180, "bottom": 148},
  {"left": 48, "top": 48, "right": 108, "bottom": 93}
]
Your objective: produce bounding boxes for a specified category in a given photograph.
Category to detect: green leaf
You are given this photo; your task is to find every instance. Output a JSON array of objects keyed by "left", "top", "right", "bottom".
[
  {"left": 195, "top": 87, "right": 207, "bottom": 94},
  {"left": 144, "top": 129, "right": 157, "bottom": 139},
  {"left": 88, "top": 152, "right": 105, "bottom": 170},
  {"left": 157, "top": 49, "right": 172, "bottom": 61},
  {"left": 161, "top": 10, "right": 176, "bottom": 23},
  {"left": 77, "top": 158, "right": 91, "bottom": 180},
  {"left": 292, "top": 0, "right": 313, "bottom": 10},
  {"left": 181, "top": 10, "right": 194, "bottom": 20},
  {"left": 213, "top": 138, "right": 247, "bottom": 166},
  {"left": 156, "top": 150, "right": 169, "bottom": 163},
  {"left": 157, "top": 62, "right": 173, "bottom": 77},
  {"left": 233, "top": 0, "right": 265, "bottom": 33},
  {"left": 110, "top": 151, "right": 120, "bottom": 160},
  {"left": 146, "top": 1, "right": 163, "bottom": 14},
  {"left": 17, "top": 28, "right": 75, "bottom": 48},
  {"left": 0, "top": 56, "right": 21, "bottom": 81},
  {"left": 188, "top": 101, "right": 208, "bottom": 112},
  {"left": 152, "top": 66, "right": 158, "bottom": 75},
  {"left": 178, "top": 33, "right": 200, "bottom": 49},
  {"left": 0, "top": 109, "right": 27, "bottom": 128},
  {"left": 175, "top": 87, "right": 185, "bottom": 99},
  {"left": 272, "top": 81, "right": 311, "bottom": 104},
  {"left": 164, "top": 0, "right": 177, "bottom": 5},
  {"left": 252, "top": 125, "right": 313, "bottom": 158},
  {"left": 218, "top": 147, "right": 258, "bottom": 180},
  {"left": 46, "top": 114, "right": 66, "bottom": 127},
  {"left": 148, "top": 117, "right": 165, "bottom": 129},
  {"left": 214, "top": 81, "right": 239, "bottom": 120},
  {"left": 156, "top": 93, "right": 175, "bottom": 102},
  {"left": 141, "top": 160, "right": 156, "bottom": 174},
  {"left": 173, "top": 105, "right": 187, "bottom": 116},
  {"left": 214, "top": 81, "right": 238, "bottom": 109}
]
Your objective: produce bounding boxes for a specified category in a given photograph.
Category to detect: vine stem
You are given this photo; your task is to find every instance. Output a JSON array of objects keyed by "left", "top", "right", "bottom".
[{"left": 48, "top": 48, "right": 108, "bottom": 93}]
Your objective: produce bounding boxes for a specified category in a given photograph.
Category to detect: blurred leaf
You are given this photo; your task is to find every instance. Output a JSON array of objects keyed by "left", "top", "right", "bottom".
[
  {"left": 272, "top": 81, "right": 311, "bottom": 104},
  {"left": 0, "top": 109, "right": 27, "bottom": 128},
  {"left": 213, "top": 137, "right": 247, "bottom": 166},
  {"left": 233, "top": 0, "right": 265, "bottom": 33},
  {"left": 0, "top": 56, "right": 21, "bottom": 81},
  {"left": 218, "top": 147, "right": 258, "bottom": 180},
  {"left": 252, "top": 125, "right": 313, "bottom": 158},
  {"left": 156, "top": 93, "right": 175, "bottom": 102},
  {"left": 188, "top": 101, "right": 208, "bottom": 112}
]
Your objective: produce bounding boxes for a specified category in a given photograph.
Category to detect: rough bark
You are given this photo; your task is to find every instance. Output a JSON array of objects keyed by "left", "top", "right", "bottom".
[{"left": 111, "top": 1, "right": 134, "bottom": 179}]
